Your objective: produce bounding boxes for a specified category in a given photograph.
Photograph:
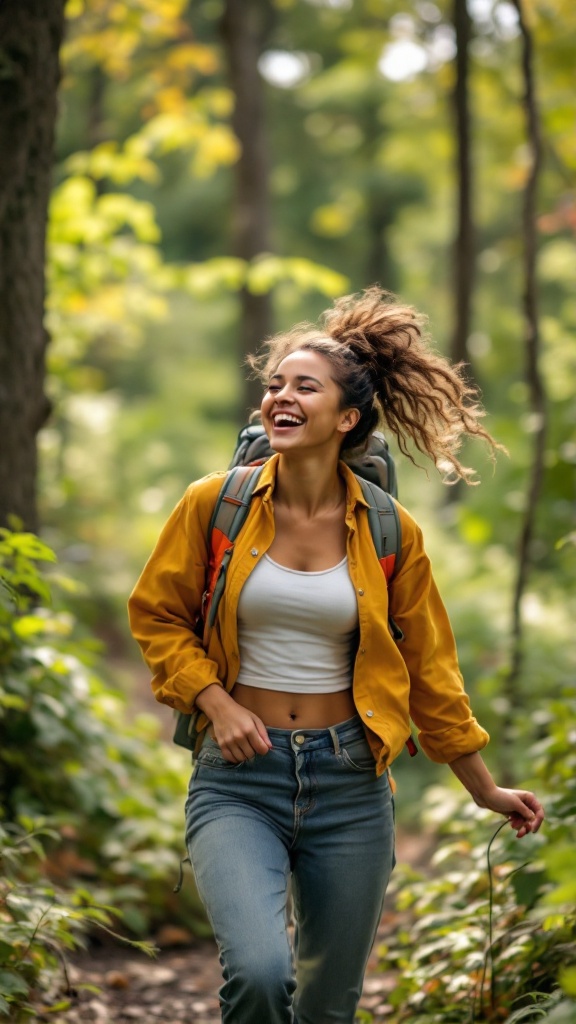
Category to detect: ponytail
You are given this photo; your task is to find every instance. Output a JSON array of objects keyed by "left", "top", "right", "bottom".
[{"left": 249, "top": 286, "right": 504, "bottom": 483}]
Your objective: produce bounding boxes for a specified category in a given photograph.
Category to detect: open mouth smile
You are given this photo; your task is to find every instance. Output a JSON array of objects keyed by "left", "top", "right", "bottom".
[{"left": 272, "top": 413, "right": 305, "bottom": 429}]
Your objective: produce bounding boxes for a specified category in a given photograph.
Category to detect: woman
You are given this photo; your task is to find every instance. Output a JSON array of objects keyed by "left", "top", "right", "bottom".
[{"left": 128, "top": 287, "right": 544, "bottom": 1024}]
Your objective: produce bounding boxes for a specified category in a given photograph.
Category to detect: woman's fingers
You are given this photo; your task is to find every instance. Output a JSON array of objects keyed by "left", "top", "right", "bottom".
[
  {"left": 216, "top": 711, "right": 272, "bottom": 762},
  {"left": 480, "top": 787, "right": 545, "bottom": 838},
  {"left": 504, "top": 790, "right": 545, "bottom": 838}
]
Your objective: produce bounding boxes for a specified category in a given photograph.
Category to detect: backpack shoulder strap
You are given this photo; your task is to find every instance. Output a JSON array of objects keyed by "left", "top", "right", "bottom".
[
  {"left": 356, "top": 476, "right": 402, "bottom": 584},
  {"left": 357, "top": 476, "right": 415, "bottom": 754},
  {"left": 209, "top": 464, "right": 265, "bottom": 542},
  {"left": 205, "top": 465, "right": 264, "bottom": 629}
]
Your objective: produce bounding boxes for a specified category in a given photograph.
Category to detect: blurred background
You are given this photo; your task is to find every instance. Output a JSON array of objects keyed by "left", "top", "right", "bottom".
[{"left": 1, "top": 1, "right": 575, "bottom": 1020}]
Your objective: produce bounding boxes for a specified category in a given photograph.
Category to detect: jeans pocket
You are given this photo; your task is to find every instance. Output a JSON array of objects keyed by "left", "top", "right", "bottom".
[
  {"left": 195, "top": 736, "right": 246, "bottom": 771},
  {"left": 339, "top": 736, "right": 377, "bottom": 772}
]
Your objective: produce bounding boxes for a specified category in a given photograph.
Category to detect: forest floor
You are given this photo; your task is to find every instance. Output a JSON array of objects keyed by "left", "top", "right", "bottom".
[{"left": 48, "top": 831, "right": 433, "bottom": 1024}]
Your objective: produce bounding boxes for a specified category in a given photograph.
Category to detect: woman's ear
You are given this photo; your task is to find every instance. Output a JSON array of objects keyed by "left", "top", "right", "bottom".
[{"left": 338, "top": 407, "right": 361, "bottom": 434}]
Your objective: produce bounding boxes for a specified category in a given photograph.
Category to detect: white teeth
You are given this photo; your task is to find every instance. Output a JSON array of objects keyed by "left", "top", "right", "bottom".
[{"left": 273, "top": 414, "right": 304, "bottom": 426}]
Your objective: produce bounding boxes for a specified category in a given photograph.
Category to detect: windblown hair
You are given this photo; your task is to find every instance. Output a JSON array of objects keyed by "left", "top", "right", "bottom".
[{"left": 249, "top": 285, "right": 504, "bottom": 484}]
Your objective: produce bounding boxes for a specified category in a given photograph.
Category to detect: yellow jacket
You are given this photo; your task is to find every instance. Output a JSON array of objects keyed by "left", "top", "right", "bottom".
[{"left": 128, "top": 455, "right": 489, "bottom": 777}]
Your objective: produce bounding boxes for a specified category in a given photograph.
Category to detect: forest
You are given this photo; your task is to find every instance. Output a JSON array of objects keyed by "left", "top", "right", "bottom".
[{"left": 0, "top": 0, "right": 575, "bottom": 1021}]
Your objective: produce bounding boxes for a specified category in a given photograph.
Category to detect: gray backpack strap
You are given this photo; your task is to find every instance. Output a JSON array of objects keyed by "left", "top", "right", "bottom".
[
  {"left": 357, "top": 477, "right": 404, "bottom": 642},
  {"left": 206, "top": 465, "right": 264, "bottom": 628},
  {"left": 209, "top": 464, "right": 264, "bottom": 541},
  {"left": 357, "top": 477, "right": 402, "bottom": 577},
  {"left": 175, "top": 464, "right": 265, "bottom": 752}
]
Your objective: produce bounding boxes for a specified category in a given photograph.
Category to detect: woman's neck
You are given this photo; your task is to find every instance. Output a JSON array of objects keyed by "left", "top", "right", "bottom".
[{"left": 274, "top": 452, "right": 345, "bottom": 518}]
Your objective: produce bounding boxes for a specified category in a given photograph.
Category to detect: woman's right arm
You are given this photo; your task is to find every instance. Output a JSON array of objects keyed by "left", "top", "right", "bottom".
[
  {"left": 128, "top": 476, "right": 226, "bottom": 713},
  {"left": 129, "top": 476, "right": 272, "bottom": 760}
]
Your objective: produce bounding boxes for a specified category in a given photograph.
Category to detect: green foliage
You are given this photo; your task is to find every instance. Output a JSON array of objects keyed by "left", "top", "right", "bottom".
[
  {"left": 24, "top": 3, "right": 576, "bottom": 1017},
  {"left": 46, "top": 0, "right": 576, "bottom": 613},
  {"left": 0, "top": 527, "right": 209, "bottom": 946},
  {"left": 0, "top": 823, "right": 154, "bottom": 1022},
  {"left": 378, "top": 685, "right": 576, "bottom": 1023}
]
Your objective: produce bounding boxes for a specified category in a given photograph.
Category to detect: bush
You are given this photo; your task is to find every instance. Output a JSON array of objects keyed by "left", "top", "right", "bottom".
[
  {"left": 0, "top": 527, "right": 211, "bottom": 1016},
  {"left": 377, "top": 696, "right": 576, "bottom": 1023},
  {"left": 0, "top": 528, "right": 208, "bottom": 926},
  {"left": 0, "top": 821, "right": 155, "bottom": 1022}
]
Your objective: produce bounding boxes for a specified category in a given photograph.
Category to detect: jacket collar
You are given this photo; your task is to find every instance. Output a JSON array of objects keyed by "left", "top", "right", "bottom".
[{"left": 252, "top": 453, "right": 370, "bottom": 509}]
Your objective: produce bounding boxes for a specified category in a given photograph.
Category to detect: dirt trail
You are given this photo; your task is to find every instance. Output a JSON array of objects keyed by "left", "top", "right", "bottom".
[{"left": 53, "top": 832, "right": 431, "bottom": 1024}]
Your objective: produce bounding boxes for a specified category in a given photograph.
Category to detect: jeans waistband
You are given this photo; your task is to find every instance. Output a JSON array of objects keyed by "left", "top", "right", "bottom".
[{"left": 266, "top": 715, "right": 365, "bottom": 755}]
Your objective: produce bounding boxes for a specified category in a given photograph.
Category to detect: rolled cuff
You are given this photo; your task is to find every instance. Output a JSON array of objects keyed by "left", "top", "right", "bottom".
[
  {"left": 151, "top": 668, "right": 223, "bottom": 715},
  {"left": 417, "top": 719, "right": 490, "bottom": 763}
]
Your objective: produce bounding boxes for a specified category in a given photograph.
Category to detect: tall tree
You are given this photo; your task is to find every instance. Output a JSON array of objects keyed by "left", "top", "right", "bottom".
[
  {"left": 501, "top": 0, "right": 547, "bottom": 783},
  {"left": 0, "top": 0, "right": 66, "bottom": 531},
  {"left": 450, "top": 0, "right": 475, "bottom": 372},
  {"left": 221, "top": 0, "right": 275, "bottom": 416}
]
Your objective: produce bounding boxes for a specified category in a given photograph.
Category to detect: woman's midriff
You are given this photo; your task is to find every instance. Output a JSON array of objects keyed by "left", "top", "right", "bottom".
[{"left": 231, "top": 682, "right": 357, "bottom": 729}]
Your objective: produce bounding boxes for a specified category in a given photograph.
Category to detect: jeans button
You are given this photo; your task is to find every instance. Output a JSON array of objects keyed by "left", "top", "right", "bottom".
[{"left": 294, "top": 734, "right": 306, "bottom": 745}]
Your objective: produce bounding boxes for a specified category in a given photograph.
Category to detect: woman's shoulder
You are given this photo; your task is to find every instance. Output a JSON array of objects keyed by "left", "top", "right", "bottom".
[
  {"left": 157, "top": 471, "right": 228, "bottom": 535},
  {"left": 182, "top": 470, "right": 228, "bottom": 500},
  {"left": 390, "top": 497, "right": 423, "bottom": 537},
  {"left": 178, "top": 470, "right": 229, "bottom": 517}
]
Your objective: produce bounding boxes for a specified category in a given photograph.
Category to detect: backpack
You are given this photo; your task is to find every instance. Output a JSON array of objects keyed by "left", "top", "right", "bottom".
[
  {"left": 173, "top": 423, "right": 416, "bottom": 756},
  {"left": 230, "top": 421, "right": 399, "bottom": 497}
]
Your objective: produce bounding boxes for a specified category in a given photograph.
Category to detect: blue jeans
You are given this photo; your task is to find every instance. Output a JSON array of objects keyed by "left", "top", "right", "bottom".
[{"left": 185, "top": 716, "right": 395, "bottom": 1024}]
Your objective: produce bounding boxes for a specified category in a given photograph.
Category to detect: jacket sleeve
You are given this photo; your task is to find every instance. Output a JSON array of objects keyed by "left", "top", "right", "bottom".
[
  {"left": 389, "top": 504, "right": 489, "bottom": 763},
  {"left": 127, "top": 473, "right": 226, "bottom": 713}
]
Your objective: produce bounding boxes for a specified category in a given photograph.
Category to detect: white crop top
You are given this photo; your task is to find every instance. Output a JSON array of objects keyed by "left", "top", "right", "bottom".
[{"left": 235, "top": 554, "right": 359, "bottom": 693}]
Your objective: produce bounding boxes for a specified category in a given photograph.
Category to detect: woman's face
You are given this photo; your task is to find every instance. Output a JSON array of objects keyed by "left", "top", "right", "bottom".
[{"left": 261, "top": 349, "right": 359, "bottom": 455}]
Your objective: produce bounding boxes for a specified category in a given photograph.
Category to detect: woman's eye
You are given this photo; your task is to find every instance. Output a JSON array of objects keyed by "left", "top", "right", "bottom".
[{"left": 265, "top": 383, "right": 315, "bottom": 394}]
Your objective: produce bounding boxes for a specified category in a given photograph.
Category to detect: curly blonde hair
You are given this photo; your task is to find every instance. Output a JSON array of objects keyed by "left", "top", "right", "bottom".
[{"left": 249, "top": 286, "right": 504, "bottom": 484}]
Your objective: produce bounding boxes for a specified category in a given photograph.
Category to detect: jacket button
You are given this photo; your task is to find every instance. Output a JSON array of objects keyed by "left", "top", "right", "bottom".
[
  {"left": 366, "top": 710, "right": 374, "bottom": 718},
  {"left": 251, "top": 548, "right": 258, "bottom": 556},
  {"left": 358, "top": 588, "right": 364, "bottom": 596},
  {"left": 360, "top": 647, "right": 366, "bottom": 655}
]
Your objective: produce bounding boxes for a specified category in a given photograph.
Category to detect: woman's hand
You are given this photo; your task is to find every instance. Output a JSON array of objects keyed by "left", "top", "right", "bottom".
[
  {"left": 195, "top": 684, "right": 273, "bottom": 763},
  {"left": 449, "top": 751, "right": 545, "bottom": 839},
  {"left": 475, "top": 786, "right": 545, "bottom": 838}
]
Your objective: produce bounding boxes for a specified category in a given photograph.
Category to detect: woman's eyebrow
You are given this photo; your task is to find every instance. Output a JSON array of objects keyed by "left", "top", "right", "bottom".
[{"left": 270, "top": 373, "right": 325, "bottom": 387}]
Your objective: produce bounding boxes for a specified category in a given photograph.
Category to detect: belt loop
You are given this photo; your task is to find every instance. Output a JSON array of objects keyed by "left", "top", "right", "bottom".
[{"left": 328, "top": 727, "right": 341, "bottom": 755}]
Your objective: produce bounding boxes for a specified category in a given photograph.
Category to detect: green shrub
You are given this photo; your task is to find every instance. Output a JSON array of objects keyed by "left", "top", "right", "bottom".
[
  {"left": 0, "top": 820, "right": 158, "bottom": 1021},
  {"left": 378, "top": 692, "right": 576, "bottom": 1023},
  {"left": 0, "top": 527, "right": 208, "bottom": 938}
]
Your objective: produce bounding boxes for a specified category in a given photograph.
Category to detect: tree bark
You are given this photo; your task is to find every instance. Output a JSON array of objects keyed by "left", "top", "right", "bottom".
[
  {"left": 366, "top": 200, "right": 395, "bottom": 294},
  {"left": 221, "top": 0, "right": 274, "bottom": 417},
  {"left": 501, "top": 0, "right": 546, "bottom": 783},
  {"left": 0, "top": 0, "right": 66, "bottom": 531},
  {"left": 450, "top": 0, "right": 475, "bottom": 373}
]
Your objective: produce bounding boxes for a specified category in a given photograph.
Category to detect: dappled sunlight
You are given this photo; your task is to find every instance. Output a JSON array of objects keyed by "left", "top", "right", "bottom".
[{"left": 1, "top": 0, "right": 574, "bottom": 1019}]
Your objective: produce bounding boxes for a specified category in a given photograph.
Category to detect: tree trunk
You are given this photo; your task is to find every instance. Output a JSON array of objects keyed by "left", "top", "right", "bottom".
[
  {"left": 366, "top": 202, "right": 395, "bottom": 294},
  {"left": 0, "top": 0, "right": 66, "bottom": 532},
  {"left": 221, "top": 0, "right": 274, "bottom": 417},
  {"left": 500, "top": 0, "right": 546, "bottom": 784},
  {"left": 450, "top": 0, "right": 475, "bottom": 373}
]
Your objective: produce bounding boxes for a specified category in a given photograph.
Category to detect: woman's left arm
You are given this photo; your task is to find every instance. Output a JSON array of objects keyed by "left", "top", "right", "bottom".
[{"left": 449, "top": 750, "right": 545, "bottom": 839}]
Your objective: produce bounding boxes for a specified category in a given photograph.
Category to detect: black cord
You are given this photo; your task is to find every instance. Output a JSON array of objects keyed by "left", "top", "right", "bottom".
[{"left": 470, "top": 819, "right": 510, "bottom": 1023}]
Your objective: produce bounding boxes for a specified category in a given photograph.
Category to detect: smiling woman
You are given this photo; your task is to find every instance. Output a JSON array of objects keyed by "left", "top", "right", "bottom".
[
  {"left": 128, "top": 285, "right": 544, "bottom": 1024},
  {"left": 261, "top": 351, "right": 360, "bottom": 459}
]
